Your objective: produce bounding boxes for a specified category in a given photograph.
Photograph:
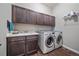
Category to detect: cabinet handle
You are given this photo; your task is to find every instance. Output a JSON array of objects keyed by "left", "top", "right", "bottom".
[{"left": 0, "top": 44, "right": 2, "bottom": 46}]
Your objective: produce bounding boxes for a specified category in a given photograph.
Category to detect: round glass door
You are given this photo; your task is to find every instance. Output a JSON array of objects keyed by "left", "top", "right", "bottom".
[
  {"left": 45, "top": 36, "right": 54, "bottom": 48},
  {"left": 57, "top": 34, "right": 62, "bottom": 44}
]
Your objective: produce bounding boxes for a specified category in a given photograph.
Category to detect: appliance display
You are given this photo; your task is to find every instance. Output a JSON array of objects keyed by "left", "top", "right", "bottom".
[{"left": 38, "top": 31, "right": 55, "bottom": 54}]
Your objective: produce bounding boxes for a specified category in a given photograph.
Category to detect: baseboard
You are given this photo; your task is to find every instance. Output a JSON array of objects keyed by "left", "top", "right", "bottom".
[{"left": 63, "top": 45, "right": 79, "bottom": 54}]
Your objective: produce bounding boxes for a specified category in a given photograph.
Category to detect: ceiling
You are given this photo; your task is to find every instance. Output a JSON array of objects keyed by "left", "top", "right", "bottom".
[{"left": 42, "top": 3, "right": 58, "bottom": 9}]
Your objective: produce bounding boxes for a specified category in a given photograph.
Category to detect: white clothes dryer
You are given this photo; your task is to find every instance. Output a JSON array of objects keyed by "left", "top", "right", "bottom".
[{"left": 54, "top": 31, "right": 63, "bottom": 49}]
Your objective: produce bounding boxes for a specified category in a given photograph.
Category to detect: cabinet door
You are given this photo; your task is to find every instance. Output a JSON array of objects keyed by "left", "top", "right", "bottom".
[
  {"left": 29, "top": 10, "right": 37, "bottom": 24},
  {"left": 25, "top": 35, "right": 38, "bottom": 55},
  {"left": 7, "top": 41, "right": 25, "bottom": 56},
  {"left": 12, "top": 5, "right": 16, "bottom": 23},
  {"left": 26, "top": 9, "right": 31, "bottom": 24},
  {"left": 36, "top": 13, "right": 44, "bottom": 25},
  {"left": 43, "top": 15, "right": 49, "bottom": 26},
  {"left": 40, "top": 14, "right": 44, "bottom": 25},
  {"left": 50, "top": 16, "right": 55, "bottom": 26},
  {"left": 27, "top": 39, "right": 38, "bottom": 54},
  {"left": 7, "top": 37, "right": 25, "bottom": 56},
  {"left": 12, "top": 5, "right": 26, "bottom": 23}
]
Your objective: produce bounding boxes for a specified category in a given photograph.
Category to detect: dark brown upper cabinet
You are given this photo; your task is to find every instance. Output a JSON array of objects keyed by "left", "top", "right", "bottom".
[
  {"left": 50, "top": 16, "right": 55, "bottom": 26},
  {"left": 29, "top": 10, "right": 37, "bottom": 24},
  {"left": 12, "top": 5, "right": 26, "bottom": 23},
  {"left": 36, "top": 13, "right": 44, "bottom": 25},
  {"left": 25, "top": 9, "right": 30, "bottom": 24},
  {"left": 12, "top": 5, "right": 55, "bottom": 26},
  {"left": 43, "top": 15, "right": 50, "bottom": 25}
]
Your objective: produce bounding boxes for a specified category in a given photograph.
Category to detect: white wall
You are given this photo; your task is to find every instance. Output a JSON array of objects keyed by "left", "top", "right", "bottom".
[
  {"left": 13, "top": 3, "right": 54, "bottom": 31},
  {"left": 52, "top": 3, "right": 79, "bottom": 52},
  {"left": 0, "top": 4, "right": 11, "bottom": 56}
]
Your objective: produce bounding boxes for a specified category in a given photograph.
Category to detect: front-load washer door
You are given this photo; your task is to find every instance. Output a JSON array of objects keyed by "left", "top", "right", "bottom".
[
  {"left": 45, "top": 36, "right": 55, "bottom": 48},
  {"left": 56, "top": 34, "right": 63, "bottom": 45}
]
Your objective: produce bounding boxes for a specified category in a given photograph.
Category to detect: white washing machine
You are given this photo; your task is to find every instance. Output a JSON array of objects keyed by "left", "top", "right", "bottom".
[
  {"left": 54, "top": 31, "right": 63, "bottom": 49},
  {"left": 38, "top": 31, "right": 55, "bottom": 54}
]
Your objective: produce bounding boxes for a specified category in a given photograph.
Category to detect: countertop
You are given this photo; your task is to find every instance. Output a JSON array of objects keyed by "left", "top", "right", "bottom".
[{"left": 7, "top": 32, "right": 39, "bottom": 37}]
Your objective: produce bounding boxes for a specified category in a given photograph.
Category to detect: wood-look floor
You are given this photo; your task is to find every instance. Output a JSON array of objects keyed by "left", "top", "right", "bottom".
[{"left": 31, "top": 47, "right": 79, "bottom": 56}]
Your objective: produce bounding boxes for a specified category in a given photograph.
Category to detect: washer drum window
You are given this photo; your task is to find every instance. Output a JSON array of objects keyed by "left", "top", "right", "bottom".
[
  {"left": 45, "top": 36, "right": 54, "bottom": 48},
  {"left": 56, "top": 34, "right": 63, "bottom": 44}
]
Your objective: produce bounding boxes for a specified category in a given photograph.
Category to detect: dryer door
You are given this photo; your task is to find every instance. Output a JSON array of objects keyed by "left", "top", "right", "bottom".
[
  {"left": 56, "top": 34, "right": 63, "bottom": 44},
  {"left": 45, "top": 36, "right": 54, "bottom": 48}
]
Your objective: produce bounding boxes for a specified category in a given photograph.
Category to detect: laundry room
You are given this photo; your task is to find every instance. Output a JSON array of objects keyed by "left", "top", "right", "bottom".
[{"left": 0, "top": 3, "right": 79, "bottom": 56}]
